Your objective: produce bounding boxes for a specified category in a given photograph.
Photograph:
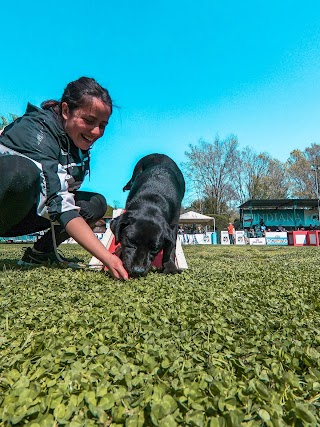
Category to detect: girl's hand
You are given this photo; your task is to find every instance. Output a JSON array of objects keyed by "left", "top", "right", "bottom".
[{"left": 105, "top": 253, "right": 129, "bottom": 280}]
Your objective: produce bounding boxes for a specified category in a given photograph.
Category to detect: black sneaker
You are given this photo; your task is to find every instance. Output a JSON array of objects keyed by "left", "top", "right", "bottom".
[{"left": 18, "top": 247, "right": 84, "bottom": 268}]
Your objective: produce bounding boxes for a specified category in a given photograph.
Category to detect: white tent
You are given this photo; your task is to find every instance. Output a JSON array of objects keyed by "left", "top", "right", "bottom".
[{"left": 179, "top": 211, "right": 215, "bottom": 231}]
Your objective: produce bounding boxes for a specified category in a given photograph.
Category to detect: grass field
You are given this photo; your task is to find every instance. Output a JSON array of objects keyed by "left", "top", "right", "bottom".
[{"left": 1, "top": 244, "right": 320, "bottom": 426}]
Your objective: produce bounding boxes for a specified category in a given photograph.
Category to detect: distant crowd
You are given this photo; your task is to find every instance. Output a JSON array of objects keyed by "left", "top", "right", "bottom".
[
  {"left": 178, "top": 225, "right": 207, "bottom": 234},
  {"left": 245, "top": 219, "right": 319, "bottom": 239},
  {"left": 176, "top": 217, "right": 320, "bottom": 245}
]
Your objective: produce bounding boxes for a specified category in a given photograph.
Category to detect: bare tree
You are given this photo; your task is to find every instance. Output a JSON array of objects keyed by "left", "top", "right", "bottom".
[
  {"left": 262, "top": 158, "right": 289, "bottom": 198},
  {"left": 183, "top": 136, "right": 319, "bottom": 213},
  {"left": 232, "top": 147, "right": 288, "bottom": 201},
  {"left": 113, "top": 200, "right": 121, "bottom": 209},
  {"left": 286, "top": 144, "right": 320, "bottom": 198},
  {"left": 0, "top": 116, "right": 8, "bottom": 130},
  {"left": 183, "top": 135, "right": 238, "bottom": 214},
  {"left": 0, "top": 113, "right": 19, "bottom": 131}
]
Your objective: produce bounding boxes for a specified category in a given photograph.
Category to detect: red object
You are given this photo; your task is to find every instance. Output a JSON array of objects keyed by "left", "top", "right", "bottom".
[
  {"left": 307, "top": 230, "right": 320, "bottom": 246},
  {"left": 108, "top": 237, "right": 121, "bottom": 254},
  {"left": 287, "top": 231, "right": 309, "bottom": 246},
  {"left": 152, "top": 250, "right": 163, "bottom": 268}
]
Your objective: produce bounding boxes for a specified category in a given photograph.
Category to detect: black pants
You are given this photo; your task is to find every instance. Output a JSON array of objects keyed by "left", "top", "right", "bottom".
[
  {"left": 0, "top": 155, "right": 107, "bottom": 253},
  {"left": 229, "top": 234, "right": 234, "bottom": 244}
]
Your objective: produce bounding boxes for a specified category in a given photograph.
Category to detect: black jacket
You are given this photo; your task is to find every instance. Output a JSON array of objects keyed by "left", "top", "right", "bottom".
[{"left": 0, "top": 103, "right": 90, "bottom": 228}]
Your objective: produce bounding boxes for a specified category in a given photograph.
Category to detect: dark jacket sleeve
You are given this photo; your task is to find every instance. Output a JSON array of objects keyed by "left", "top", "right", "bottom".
[
  {"left": 38, "top": 141, "right": 82, "bottom": 227},
  {"left": 1, "top": 109, "right": 81, "bottom": 228}
]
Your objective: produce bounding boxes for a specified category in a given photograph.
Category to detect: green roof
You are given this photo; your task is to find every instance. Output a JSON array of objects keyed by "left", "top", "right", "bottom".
[{"left": 239, "top": 199, "right": 319, "bottom": 209}]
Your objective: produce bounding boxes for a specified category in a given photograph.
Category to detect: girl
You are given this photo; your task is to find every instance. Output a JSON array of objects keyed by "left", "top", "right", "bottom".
[{"left": 0, "top": 77, "right": 128, "bottom": 280}]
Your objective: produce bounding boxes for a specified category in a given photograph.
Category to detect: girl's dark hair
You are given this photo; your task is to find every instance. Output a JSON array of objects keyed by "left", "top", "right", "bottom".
[{"left": 41, "top": 77, "right": 113, "bottom": 115}]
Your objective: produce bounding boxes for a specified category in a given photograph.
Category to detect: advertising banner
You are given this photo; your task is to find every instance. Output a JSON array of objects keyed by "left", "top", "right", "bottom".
[
  {"left": 220, "top": 231, "right": 230, "bottom": 245},
  {"left": 249, "top": 237, "right": 266, "bottom": 245},
  {"left": 265, "top": 232, "right": 288, "bottom": 246},
  {"left": 243, "top": 209, "right": 319, "bottom": 229},
  {"left": 235, "top": 230, "right": 246, "bottom": 245}
]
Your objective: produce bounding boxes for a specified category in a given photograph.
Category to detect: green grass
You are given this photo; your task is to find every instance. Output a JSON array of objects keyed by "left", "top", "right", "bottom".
[{"left": 1, "top": 244, "right": 320, "bottom": 426}]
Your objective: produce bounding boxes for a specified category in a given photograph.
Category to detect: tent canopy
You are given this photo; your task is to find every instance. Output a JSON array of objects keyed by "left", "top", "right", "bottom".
[{"left": 179, "top": 211, "right": 214, "bottom": 224}]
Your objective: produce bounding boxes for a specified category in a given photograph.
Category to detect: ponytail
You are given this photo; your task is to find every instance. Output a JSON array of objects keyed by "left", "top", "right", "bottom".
[{"left": 41, "top": 100, "right": 60, "bottom": 114}]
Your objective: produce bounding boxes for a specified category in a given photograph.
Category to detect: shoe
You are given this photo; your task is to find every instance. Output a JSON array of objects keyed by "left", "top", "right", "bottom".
[{"left": 18, "top": 247, "right": 84, "bottom": 268}]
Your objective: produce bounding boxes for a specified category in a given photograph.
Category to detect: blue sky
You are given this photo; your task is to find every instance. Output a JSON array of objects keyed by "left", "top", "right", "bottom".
[{"left": 1, "top": 1, "right": 320, "bottom": 207}]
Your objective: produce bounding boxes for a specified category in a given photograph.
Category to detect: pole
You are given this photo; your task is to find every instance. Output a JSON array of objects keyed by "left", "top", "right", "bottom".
[
  {"left": 316, "top": 167, "right": 320, "bottom": 227},
  {"left": 311, "top": 165, "right": 320, "bottom": 227}
]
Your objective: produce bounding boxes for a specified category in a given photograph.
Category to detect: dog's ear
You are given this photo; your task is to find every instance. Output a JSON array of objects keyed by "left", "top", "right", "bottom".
[
  {"left": 122, "top": 180, "right": 132, "bottom": 192},
  {"left": 110, "top": 212, "right": 130, "bottom": 244},
  {"left": 164, "top": 224, "right": 179, "bottom": 245}
]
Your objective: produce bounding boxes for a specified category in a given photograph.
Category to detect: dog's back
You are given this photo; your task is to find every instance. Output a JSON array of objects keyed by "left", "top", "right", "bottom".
[
  {"left": 124, "top": 154, "right": 185, "bottom": 211},
  {"left": 123, "top": 154, "right": 185, "bottom": 223}
]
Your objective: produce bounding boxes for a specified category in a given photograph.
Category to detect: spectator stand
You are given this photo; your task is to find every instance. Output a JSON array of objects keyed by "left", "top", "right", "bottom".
[{"left": 239, "top": 199, "right": 320, "bottom": 232}]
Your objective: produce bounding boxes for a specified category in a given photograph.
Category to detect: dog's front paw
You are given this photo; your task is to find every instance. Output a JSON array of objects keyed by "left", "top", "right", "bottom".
[{"left": 163, "top": 260, "right": 182, "bottom": 274}]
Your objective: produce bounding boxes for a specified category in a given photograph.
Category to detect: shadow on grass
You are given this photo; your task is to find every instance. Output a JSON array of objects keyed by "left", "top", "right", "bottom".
[{"left": 0, "top": 259, "right": 59, "bottom": 271}]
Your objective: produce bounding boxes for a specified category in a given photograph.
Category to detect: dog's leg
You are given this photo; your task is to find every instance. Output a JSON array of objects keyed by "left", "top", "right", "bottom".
[{"left": 162, "top": 225, "right": 182, "bottom": 274}]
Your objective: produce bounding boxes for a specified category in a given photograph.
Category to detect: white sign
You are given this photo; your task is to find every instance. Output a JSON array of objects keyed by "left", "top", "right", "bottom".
[
  {"left": 295, "top": 234, "right": 308, "bottom": 245},
  {"left": 179, "top": 232, "right": 213, "bottom": 245},
  {"left": 235, "top": 230, "right": 246, "bottom": 245},
  {"left": 62, "top": 233, "right": 105, "bottom": 244},
  {"left": 249, "top": 237, "right": 266, "bottom": 245},
  {"left": 221, "top": 231, "right": 230, "bottom": 245}
]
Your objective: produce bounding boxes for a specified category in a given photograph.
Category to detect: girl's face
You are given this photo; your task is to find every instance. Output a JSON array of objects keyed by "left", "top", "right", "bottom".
[{"left": 62, "top": 97, "right": 112, "bottom": 150}]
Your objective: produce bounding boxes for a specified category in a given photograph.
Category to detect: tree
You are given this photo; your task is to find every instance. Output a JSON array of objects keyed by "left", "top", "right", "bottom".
[
  {"left": 233, "top": 147, "right": 289, "bottom": 201},
  {"left": 186, "top": 196, "right": 229, "bottom": 216},
  {"left": 262, "top": 158, "right": 289, "bottom": 198},
  {"left": 0, "top": 113, "right": 19, "bottom": 130},
  {"left": 183, "top": 135, "right": 239, "bottom": 214},
  {"left": 286, "top": 144, "right": 320, "bottom": 198},
  {"left": 112, "top": 200, "right": 121, "bottom": 209},
  {"left": 0, "top": 116, "right": 8, "bottom": 129}
]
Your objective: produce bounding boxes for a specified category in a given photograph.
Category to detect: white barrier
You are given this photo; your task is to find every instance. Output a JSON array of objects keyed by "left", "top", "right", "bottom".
[
  {"left": 179, "top": 232, "right": 214, "bottom": 245},
  {"left": 62, "top": 233, "right": 105, "bottom": 244},
  {"left": 235, "top": 230, "right": 246, "bottom": 245},
  {"left": 249, "top": 237, "right": 266, "bottom": 245},
  {"left": 220, "top": 231, "right": 230, "bottom": 245}
]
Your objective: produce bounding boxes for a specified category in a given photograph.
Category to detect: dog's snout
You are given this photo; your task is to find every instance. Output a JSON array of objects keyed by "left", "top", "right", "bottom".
[{"left": 131, "top": 266, "right": 147, "bottom": 277}]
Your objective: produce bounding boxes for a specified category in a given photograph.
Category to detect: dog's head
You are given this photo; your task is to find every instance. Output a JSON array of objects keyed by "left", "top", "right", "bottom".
[{"left": 110, "top": 213, "right": 173, "bottom": 277}]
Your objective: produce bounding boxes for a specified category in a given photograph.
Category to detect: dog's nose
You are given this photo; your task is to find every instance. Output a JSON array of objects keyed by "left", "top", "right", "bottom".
[{"left": 131, "top": 267, "right": 147, "bottom": 277}]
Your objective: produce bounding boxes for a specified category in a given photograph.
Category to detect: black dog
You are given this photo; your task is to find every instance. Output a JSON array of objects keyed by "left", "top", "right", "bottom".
[{"left": 110, "top": 153, "right": 185, "bottom": 277}]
